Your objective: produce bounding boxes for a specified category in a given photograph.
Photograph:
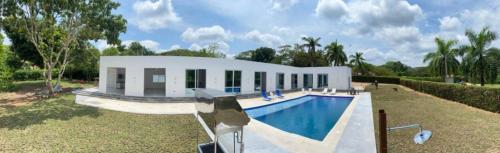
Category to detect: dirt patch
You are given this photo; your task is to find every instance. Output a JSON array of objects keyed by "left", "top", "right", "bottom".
[{"left": 0, "top": 86, "right": 77, "bottom": 108}]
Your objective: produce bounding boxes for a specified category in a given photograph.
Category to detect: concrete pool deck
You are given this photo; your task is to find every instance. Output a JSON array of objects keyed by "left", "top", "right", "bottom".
[
  {"left": 237, "top": 92, "right": 376, "bottom": 153},
  {"left": 74, "top": 88, "right": 376, "bottom": 152}
]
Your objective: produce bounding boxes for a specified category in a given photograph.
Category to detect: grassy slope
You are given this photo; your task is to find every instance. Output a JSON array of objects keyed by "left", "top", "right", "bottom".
[
  {"left": 0, "top": 81, "right": 209, "bottom": 152},
  {"left": 368, "top": 84, "right": 500, "bottom": 153}
]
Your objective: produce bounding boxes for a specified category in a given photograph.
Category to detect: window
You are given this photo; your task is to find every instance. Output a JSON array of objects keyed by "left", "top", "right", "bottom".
[
  {"left": 254, "top": 72, "right": 261, "bottom": 91},
  {"left": 152, "top": 75, "right": 165, "bottom": 83},
  {"left": 303, "top": 74, "right": 313, "bottom": 88},
  {"left": 225, "top": 70, "right": 242, "bottom": 93},
  {"left": 276, "top": 73, "right": 284, "bottom": 90},
  {"left": 291, "top": 74, "right": 298, "bottom": 89},
  {"left": 254, "top": 72, "right": 266, "bottom": 91},
  {"left": 186, "top": 69, "right": 206, "bottom": 89},
  {"left": 318, "top": 74, "right": 328, "bottom": 88}
]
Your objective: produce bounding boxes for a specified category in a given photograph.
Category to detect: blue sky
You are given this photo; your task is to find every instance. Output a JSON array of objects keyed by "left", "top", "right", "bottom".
[{"left": 50, "top": 0, "right": 500, "bottom": 66}]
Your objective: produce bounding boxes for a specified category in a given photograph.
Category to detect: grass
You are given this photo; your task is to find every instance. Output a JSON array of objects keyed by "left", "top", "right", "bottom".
[
  {"left": 484, "top": 84, "right": 500, "bottom": 88},
  {"left": 368, "top": 84, "right": 500, "bottom": 153},
  {"left": 10, "top": 80, "right": 96, "bottom": 91},
  {"left": 0, "top": 81, "right": 209, "bottom": 152}
]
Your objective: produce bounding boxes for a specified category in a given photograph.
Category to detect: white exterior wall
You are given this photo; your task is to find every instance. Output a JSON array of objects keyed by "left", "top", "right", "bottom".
[{"left": 99, "top": 56, "right": 352, "bottom": 97}]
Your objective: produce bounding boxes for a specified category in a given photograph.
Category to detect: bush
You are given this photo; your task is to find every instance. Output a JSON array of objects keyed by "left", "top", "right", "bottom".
[
  {"left": 352, "top": 76, "right": 400, "bottom": 84},
  {"left": 12, "top": 69, "right": 61, "bottom": 81},
  {"left": 13, "top": 69, "right": 44, "bottom": 80},
  {"left": 400, "top": 79, "right": 500, "bottom": 113},
  {"left": 403, "top": 76, "right": 443, "bottom": 82},
  {"left": 64, "top": 68, "right": 98, "bottom": 81}
]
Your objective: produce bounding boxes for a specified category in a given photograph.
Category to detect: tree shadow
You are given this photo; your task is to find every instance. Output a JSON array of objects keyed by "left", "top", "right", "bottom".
[{"left": 0, "top": 94, "right": 101, "bottom": 130}]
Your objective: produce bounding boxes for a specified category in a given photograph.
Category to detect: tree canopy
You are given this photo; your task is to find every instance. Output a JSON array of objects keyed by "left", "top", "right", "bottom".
[
  {"left": 1, "top": 0, "right": 126, "bottom": 96},
  {"left": 423, "top": 37, "right": 460, "bottom": 79}
]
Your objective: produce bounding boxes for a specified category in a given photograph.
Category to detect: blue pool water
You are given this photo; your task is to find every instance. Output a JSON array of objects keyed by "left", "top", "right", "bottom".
[{"left": 245, "top": 96, "right": 353, "bottom": 141}]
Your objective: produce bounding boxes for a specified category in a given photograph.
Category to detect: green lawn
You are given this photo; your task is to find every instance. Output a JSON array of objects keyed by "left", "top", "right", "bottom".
[
  {"left": 485, "top": 84, "right": 500, "bottom": 88},
  {"left": 0, "top": 81, "right": 209, "bottom": 152},
  {"left": 368, "top": 84, "right": 500, "bottom": 153}
]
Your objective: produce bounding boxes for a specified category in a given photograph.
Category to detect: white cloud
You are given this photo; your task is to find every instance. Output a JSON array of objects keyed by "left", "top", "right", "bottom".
[
  {"left": 93, "top": 40, "right": 113, "bottom": 51},
  {"left": 181, "top": 25, "right": 232, "bottom": 43},
  {"left": 375, "top": 26, "right": 421, "bottom": 44},
  {"left": 439, "top": 16, "right": 462, "bottom": 31},
  {"left": 270, "top": 0, "right": 299, "bottom": 11},
  {"left": 271, "top": 26, "right": 292, "bottom": 35},
  {"left": 315, "top": 0, "right": 349, "bottom": 19},
  {"left": 132, "top": 0, "right": 181, "bottom": 31},
  {"left": 345, "top": 0, "right": 423, "bottom": 33},
  {"left": 244, "top": 30, "right": 285, "bottom": 47},
  {"left": 189, "top": 43, "right": 203, "bottom": 51},
  {"left": 122, "top": 40, "right": 161, "bottom": 51},
  {"left": 189, "top": 41, "right": 230, "bottom": 53},
  {"left": 169, "top": 44, "right": 181, "bottom": 50}
]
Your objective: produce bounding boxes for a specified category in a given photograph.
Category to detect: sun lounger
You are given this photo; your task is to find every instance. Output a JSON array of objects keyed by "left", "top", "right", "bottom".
[
  {"left": 321, "top": 88, "right": 328, "bottom": 94},
  {"left": 261, "top": 91, "right": 272, "bottom": 101},
  {"left": 308, "top": 88, "right": 312, "bottom": 94},
  {"left": 275, "top": 90, "right": 284, "bottom": 98},
  {"left": 329, "top": 88, "right": 336, "bottom": 95}
]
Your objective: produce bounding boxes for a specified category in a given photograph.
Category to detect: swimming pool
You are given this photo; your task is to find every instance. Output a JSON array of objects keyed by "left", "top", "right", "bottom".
[{"left": 245, "top": 95, "right": 353, "bottom": 141}]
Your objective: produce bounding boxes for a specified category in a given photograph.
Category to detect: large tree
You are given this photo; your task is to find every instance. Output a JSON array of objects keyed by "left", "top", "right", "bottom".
[
  {"left": 274, "top": 45, "right": 294, "bottom": 65},
  {"left": 462, "top": 27, "right": 497, "bottom": 86},
  {"left": 0, "top": 33, "right": 13, "bottom": 90},
  {"left": 381, "top": 61, "right": 412, "bottom": 76},
  {"left": 325, "top": 41, "right": 347, "bottom": 66},
  {"left": 2, "top": 25, "right": 43, "bottom": 67},
  {"left": 486, "top": 48, "right": 499, "bottom": 83},
  {"left": 301, "top": 37, "right": 321, "bottom": 67},
  {"left": 2, "top": 0, "right": 126, "bottom": 96},
  {"left": 122, "top": 42, "right": 155, "bottom": 56},
  {"left": 349, "top": 52, "right": 367, "bottom": 75},
  {"left": 423, "top": 37, "right": 459, "bottom": 80}
]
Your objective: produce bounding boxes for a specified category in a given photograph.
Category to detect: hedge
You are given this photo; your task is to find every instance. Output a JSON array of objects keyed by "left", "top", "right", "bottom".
[
  {"left": 403, "top": 76, "right": 443, "bottom": 82},
  {"left": 400, "top": 79, "right": 500, "bottom": 113},
  {"left": 12, "top": 69, "right": 45, "bottom": 81},
  {"left": 352, "top": 76, "right": 400, "bottom": 84},
  {"left": 11, "top": 69, "right": 97, "bottom": 81}
]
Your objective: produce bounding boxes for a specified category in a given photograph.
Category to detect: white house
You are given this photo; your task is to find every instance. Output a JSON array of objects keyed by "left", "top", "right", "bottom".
[{"left": 98, "top": 56, "right": 352, "bottom": 97}]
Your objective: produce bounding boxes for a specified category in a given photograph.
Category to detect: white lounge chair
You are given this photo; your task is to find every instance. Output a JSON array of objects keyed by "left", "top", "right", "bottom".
[
  {"left": 329, "top": 88, "right": 336, "bottom": 95},
  {"left": 308, "top": 88, "right": 312, "bottom": 94},
  {"left": 301, "top": 88, "right": 306, "bottom": 93},
  {"left": 321, "top": 88, "right": 328, "bottom": 94},
  {"left": 269, "top": 91, "right": 275, "bottom": 98}
]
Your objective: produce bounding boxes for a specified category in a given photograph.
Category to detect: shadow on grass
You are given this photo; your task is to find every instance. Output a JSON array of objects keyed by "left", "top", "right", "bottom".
[{"left": 0, "top": 94, "right": 101, "bottom": 130}]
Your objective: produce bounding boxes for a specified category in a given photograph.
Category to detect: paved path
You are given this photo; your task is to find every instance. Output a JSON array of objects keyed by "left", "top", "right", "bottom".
[{"left": 75, "top": 95, "right": 195, "bottom": 114}]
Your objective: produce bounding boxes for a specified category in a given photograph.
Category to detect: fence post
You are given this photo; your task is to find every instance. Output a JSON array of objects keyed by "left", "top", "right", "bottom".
[{"left": 379, "top": 109, "right": 388, "bottom": 153}]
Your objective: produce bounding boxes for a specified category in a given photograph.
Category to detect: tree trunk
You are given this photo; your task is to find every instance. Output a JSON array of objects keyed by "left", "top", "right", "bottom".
[
  {"left": 45, "top": 64, "right": 54, "bottom": 97},
  {"left": 444, "top": 56, "right": 448, "bottom": 79},
  {"left": 55, "top": 50, "right": 71, "bottom": 91},
  {"left": 310, "top": 46, "right": 315, "bottom": 67},
  {"left": 479, "top": 55, "right": 485, "bottom": 86}
]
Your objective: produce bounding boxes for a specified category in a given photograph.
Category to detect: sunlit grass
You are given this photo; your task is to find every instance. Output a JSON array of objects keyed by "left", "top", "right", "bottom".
[
  {"left": 0, "top": 81, "right": 209, "bottom": 152},
  {"left": 369, "top": 84, "right": 500, "bottom": 153}
]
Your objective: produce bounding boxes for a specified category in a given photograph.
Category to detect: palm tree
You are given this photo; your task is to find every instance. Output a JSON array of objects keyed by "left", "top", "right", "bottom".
[
  {"left": 463, "top": 27, "right": 497, "bottom": 86},
  {"left": 349, "top": 52, "right": 367, "bottom": 75},
  {"left": 325, "top": 41, "right": 347, "bottom": 66},
  {"left": 301, "top": 37, "right": 321, "bottom": 66},
  {"left": 423, "top": 37, "right": 460, "bottom": 80}
]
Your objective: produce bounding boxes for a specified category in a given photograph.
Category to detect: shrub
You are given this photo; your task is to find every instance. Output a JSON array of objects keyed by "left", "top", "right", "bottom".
[
  {"left": 352, "top": 76, "right": 400, "bottom": 84},
  {"left": 12, "top": 69, "right": 44, "bottom": 80},
  {"left": 400, "top": 79, "right": 500, "bottom": 113},
  {"left": 403, "top": 76, "right": 443, "bottom": 82},
  {"left": 64, "top": 68, "right": 98, "bottom": 81},
  {"left": 12, "top": 69, "right": 60, "bottom": 81}
]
